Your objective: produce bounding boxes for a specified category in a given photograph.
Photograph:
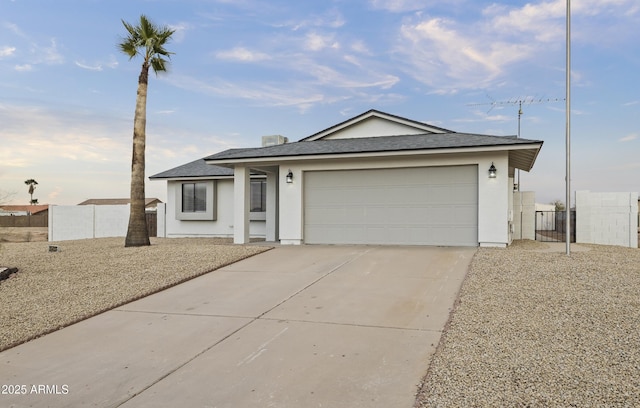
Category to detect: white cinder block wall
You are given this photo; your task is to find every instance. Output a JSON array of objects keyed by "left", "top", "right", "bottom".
[
  {"left": 49, "top": 205, "right": 129, "bottom": 241},
  {"left": 576, "top": 191, "right": 639, "bottom": 248},
  {"left": 512, "top": 191, "right": 536, "bottom": 240}
]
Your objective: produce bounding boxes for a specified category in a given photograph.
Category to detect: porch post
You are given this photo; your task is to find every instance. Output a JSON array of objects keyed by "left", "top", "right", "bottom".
[
  {"left": 266, "top": 171, "right": 278, "bottom": 242},
  {"left": 234, "top": 165, "right": 250, "bottom": 244}
]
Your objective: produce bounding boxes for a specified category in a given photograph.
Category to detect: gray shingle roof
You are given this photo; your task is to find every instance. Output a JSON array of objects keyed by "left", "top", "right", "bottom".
[
  {"left": 149, "top": 157, "right": 234, "bottom": 179},
  {"left": 204, "top": 133, "right": 542, "bottom": 162}
]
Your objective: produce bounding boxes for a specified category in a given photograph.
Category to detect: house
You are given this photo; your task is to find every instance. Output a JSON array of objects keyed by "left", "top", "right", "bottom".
[
  {"left": 0, "top": 205, "right": 49, "bottom": 228},
  {"left": 0, "top": 204, "right": 49, "bottom": 216},
  {"left": 151, "top": 109, "right": 543, "bottom": 247},
  {"left": 78, "top": 198, "right": 162, "bottom": 210}
]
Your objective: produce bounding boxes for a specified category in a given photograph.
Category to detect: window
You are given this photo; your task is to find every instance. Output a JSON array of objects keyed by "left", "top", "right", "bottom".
[
  {"left": 175, "top": 180, "right": 216, "bottom": 221},
  {"left": 250, "top": 180, "right": 266, "bottom": 212},
  {"left": 182, "top": 183, "right": 207, "bottom": 212}
]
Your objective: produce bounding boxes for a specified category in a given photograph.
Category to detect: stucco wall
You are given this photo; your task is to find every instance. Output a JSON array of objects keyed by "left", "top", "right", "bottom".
[
  {"left": 162, "top": 179, "right": 265, "bottom": 238},
  {"left": 278, "top": 151, "right": 511, "bottom": 247},
  {"left": 576, "top": 191, "right": 638, "bottom": 248},
  {"left": 322, "top": 119, "right": 432, "bottom": 139}
]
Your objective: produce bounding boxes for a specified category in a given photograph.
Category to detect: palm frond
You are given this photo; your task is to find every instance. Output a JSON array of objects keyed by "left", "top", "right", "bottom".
[{"left": 119, "top": 15, "right": 175, "bottom": 74}]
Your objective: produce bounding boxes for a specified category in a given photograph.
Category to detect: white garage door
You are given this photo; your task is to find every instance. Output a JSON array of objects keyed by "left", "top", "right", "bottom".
[{"left": 304, "top": 166, "right": 478, "bottom": 246}]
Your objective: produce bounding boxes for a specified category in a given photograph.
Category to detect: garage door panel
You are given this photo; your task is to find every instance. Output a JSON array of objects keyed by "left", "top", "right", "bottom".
[{"left": 304, "top": 166, "right": 478, "bottom": 246}]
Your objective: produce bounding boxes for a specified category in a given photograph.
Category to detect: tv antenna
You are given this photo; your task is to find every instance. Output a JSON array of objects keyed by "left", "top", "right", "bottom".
[{"left": 467, "top": 95, "right": 564, "bottom": 191}]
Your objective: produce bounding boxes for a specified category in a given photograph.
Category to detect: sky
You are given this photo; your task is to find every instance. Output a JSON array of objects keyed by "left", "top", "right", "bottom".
[{"left": 1, "top": 0, "right": 638, "bottom": 206}]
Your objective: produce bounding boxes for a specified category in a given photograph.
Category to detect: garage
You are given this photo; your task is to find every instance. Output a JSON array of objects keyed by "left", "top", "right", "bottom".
[{"left": 304, "top": 165, "right": 478, "bottom": 246}]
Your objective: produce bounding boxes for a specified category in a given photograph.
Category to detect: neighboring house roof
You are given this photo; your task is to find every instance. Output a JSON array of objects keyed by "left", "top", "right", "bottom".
[
  {"left": 205, "top": 133, "right": 543, "bottom": 172},
  {"left": 0, "top": 205, "right": 49, "bottom": 214},
  {"left": 78, "top": 198, "right": 162, "bottom": 207},
  {"left": 150, "top": 157, "right": 234, "bottom": 180}
]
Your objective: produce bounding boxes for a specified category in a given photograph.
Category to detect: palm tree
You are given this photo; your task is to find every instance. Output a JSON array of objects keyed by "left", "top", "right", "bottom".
[
  {"left": 118, "top": 15, "right": 175, "bottom": 247},
  {"left": 24, "top": 179, "right": 38, "bottom": 205}
]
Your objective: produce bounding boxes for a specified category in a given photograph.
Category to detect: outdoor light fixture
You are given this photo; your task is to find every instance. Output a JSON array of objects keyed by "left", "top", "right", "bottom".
[
  {"left": 286, "top": 170, "right": 293, "bottom": 184},
  {"left": 488, "top": 163, "right": 497, "bottom": 178}
]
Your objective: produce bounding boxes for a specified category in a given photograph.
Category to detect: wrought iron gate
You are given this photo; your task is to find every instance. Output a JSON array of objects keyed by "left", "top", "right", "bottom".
[{"left": 535, "top": 210, "right": 576, "bottom": 242}]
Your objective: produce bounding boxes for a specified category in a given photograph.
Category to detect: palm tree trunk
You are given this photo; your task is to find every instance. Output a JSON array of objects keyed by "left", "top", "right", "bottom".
[{"left": 125, "top": 64, "right": 151, "bottom": 247}]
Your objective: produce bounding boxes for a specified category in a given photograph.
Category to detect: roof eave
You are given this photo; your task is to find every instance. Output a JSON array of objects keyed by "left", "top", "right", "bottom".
[
  {"left": 205, "top": 142, "right": 543, "bottom": 167},
  {"left": 149, "top": 175, "right": 235, "bottom": 181}
]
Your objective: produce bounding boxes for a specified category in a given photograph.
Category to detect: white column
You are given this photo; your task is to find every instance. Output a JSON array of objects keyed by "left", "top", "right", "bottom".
[
  {"left": 234, "top": 166, "right": 250, "bottom": 244},
  {"left": 266, "top": 171, "right": 278, "bottom": 242}
]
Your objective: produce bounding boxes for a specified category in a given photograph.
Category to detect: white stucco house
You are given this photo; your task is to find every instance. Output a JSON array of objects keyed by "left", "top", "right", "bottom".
[{"left": 150, "top": 109, "right": 543, "bottom": 247}]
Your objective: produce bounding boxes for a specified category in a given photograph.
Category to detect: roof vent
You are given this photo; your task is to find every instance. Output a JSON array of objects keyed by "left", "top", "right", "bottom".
[{"left": 262, "top": 135, "right": 288, "bottom": 147}]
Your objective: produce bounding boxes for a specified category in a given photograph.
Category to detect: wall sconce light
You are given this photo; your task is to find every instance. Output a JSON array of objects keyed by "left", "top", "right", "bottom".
[
  {"left": 286, "top": 170, "right": 293, "bottom": 184},
  {"left": 488, "top": 162, "right": 497, "bottom": 178}
]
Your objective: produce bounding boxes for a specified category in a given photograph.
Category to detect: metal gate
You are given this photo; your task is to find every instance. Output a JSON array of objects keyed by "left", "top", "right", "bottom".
[
  {"left": 146, "top": 212, "right": 157, "bottom": 237},
  {"left": 535, "top": 210, "right": 576, "bottom": 242}
]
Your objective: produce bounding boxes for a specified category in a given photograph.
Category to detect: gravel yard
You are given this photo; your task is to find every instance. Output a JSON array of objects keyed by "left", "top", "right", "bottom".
[
  {"left": 415, "top": 240, "right": 640, "bottom": 407},
  {"left": 2, "top": 237, "right": 639, "bottom": 406},
  {"left": 0, "top": 237, "right": 270, "bottom": 352}
]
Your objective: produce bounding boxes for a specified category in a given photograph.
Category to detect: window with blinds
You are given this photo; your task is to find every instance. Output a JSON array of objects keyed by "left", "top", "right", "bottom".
[{"left": 182, "top": 182, "right": 207, "bottom": 212}]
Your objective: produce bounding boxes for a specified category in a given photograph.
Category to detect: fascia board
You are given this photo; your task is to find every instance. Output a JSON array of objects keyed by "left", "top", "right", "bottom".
[
  {"left": 149, "top": 175, "right": 234, "bottom": 181},
  {"left": 150, "top": 174, "right": 268, "bottom": 181},
  {"left": 204, "top": 143, "right": 543, "bottom": 166}
]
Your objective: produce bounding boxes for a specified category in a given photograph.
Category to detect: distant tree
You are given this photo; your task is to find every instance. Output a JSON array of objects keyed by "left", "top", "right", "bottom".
[
  {"left": 118, "top": 15, "right": 175, "bottom": 247},
  {"left": 24, "top": 179, "right": 38, "bottom": 205},
  {"left": 550, "top": 199, "right": 565, "bottom": 211}
]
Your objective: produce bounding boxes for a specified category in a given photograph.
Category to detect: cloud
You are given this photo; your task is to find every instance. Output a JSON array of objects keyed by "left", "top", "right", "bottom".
[
  {"left": 305, "top": 32, "right": 339, "bottom": 51},
  {"left": 350, "top": 40, "right": 371, "bottom": 55},
  {"left": 47, "top": 186, "right": 63, "bottom": 201},
  {"left": 619, "top": 133, "right": 638, "bottom": 142},
  {"left": 486, "top": 0, "right": 565, "bottom": 43},
  {"left": 2, "top": 23, "right": 64, "bottom": 67},
  {"left": 396, "top": 17, "right": 534, "bottom": 91},
  {"left": 299, "top": 60, "right": 399, "bottom": 89},
  {"left": 14, "top": 64, "right": 32, "bottom": 72},
  {"left": 168, "top": 22, "right": 190, "bottom": 43},
  {"left": 277, "top": 8, "right": 346, "bottom": 31},
  {"left": 154, "top": 109, "right": 176, "bottom": 115},
  {"left": 75, "top": 61, "right": 103, "bottom": 71},
  {"left": 0, "top": 46, "right": 16, "bottom": 58},
  {"left": 370, "top": 0, "right": 438, "bottom": 12},
  {"left": 74, "top": 56, "right": 118, "bottom": 71},
  {"left": 105, "top": 56, "right": 118, "bottom": 69},
  {"left": 180, "top": 29, "right": 400, "bottom": 110},
  {"left": 0, "top": 103, "right": 130, "bottom": 168},
  {"left": 392, "top": 0, "right": 638, "bottom": 93},
  {"left": 2, "top": 22, "right": 25, "bottom": 37},
  {"left": 39, "top": 38, "right": 64, "bottom": 65},
  {"left": 168, "top": 75, "right": 326, "bottom": 111},
  {"left": 215, "top": 47, "right": 271, "bottom": 62}
]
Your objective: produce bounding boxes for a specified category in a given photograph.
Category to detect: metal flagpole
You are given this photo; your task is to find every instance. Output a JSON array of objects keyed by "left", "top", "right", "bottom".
[{"left": 565, "top": 0, "right": 571, "bottom": 255}]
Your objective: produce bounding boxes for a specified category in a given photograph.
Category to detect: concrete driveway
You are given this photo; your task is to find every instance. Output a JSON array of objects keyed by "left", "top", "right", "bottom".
[{"left": 0, "top": 245, "right": 475, "bottom": 408}]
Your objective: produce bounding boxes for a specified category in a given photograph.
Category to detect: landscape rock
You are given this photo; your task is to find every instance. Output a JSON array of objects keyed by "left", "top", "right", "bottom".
[{"left": 0, "top": 267, "right": 19, "bottom": 282}]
